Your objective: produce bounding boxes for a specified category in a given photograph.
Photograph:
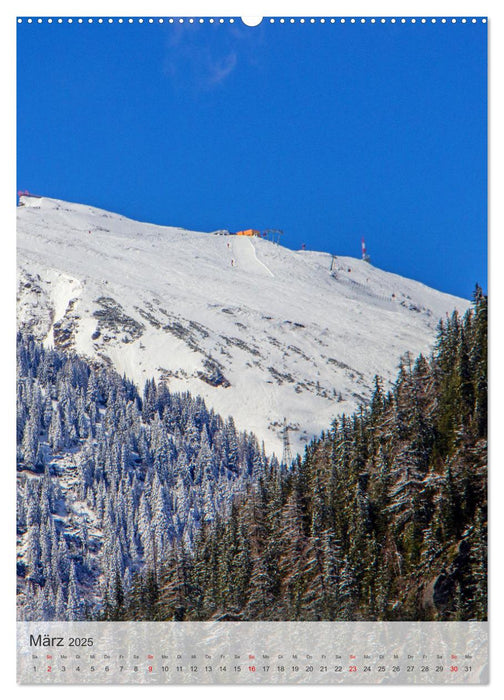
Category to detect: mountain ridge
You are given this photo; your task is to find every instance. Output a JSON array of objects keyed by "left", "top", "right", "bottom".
[{"left": 17, "top": 195, "right": 471, "bottom": 455}]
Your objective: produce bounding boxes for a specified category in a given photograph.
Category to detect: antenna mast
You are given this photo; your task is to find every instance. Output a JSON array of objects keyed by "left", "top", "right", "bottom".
[{"left": 361, "top": 237, "right": 371, "bottom": 263}]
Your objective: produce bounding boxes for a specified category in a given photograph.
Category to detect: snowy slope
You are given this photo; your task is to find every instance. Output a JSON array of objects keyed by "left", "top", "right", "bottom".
[{"left": 17, "top": 195, "right": 471, "bottom": 455}]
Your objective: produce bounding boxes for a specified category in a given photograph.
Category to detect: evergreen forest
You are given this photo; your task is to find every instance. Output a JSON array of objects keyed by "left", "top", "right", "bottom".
[
  {"left": 17, "top": 334, "right": 273, "bottom": 620},
  {"left": 17, "top": 288, "right": 487, "bottom": 622}
]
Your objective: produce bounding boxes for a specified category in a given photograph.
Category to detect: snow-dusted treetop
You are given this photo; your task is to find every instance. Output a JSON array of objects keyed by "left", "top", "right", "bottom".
[{"left": 17, "top": 195, "right": 470, "bottom": 455}]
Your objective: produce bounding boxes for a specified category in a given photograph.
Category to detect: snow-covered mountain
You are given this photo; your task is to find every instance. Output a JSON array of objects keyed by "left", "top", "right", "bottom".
[{"left": 17, "top": 195, "right": 470, "bottom": 455}]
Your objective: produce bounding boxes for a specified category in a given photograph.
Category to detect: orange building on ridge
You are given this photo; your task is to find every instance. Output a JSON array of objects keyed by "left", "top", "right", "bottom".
[{"left": 235, "top": 229, "right": 260, "bottom": 237}]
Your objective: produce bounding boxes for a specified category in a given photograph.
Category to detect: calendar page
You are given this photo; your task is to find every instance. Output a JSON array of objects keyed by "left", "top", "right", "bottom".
[{"left": 16, "top": 12, "right": 488, "bottom": 685}]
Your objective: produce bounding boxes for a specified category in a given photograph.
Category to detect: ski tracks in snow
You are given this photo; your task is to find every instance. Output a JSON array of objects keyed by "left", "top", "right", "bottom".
[
  {"left": 231, "top": 236, "right": 274, "bottom": 278},
  {"left": 249, "top": 239, "right": 275, "bottom": 278}
]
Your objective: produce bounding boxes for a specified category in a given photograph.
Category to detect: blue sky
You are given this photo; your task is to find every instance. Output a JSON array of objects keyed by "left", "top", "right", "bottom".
[{"left": 17, "top": 17, "right": 487, "bottom": 299}]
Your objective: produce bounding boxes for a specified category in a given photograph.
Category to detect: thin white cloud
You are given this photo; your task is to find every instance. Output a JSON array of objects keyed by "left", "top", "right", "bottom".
[
  {"left": 162, "top": 23, "right": 264, "bottom": 93},
  {"left": 207, "top": 52, "right": 238, "bottom": 85}
]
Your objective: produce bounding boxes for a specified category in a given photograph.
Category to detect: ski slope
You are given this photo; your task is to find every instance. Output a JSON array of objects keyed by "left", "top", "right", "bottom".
[
  {"left": 232, "top": 236, "right": 275, "bottom": 277},
  {"left": 17, "top": 195, "right": 471, "bottom": 455}
]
